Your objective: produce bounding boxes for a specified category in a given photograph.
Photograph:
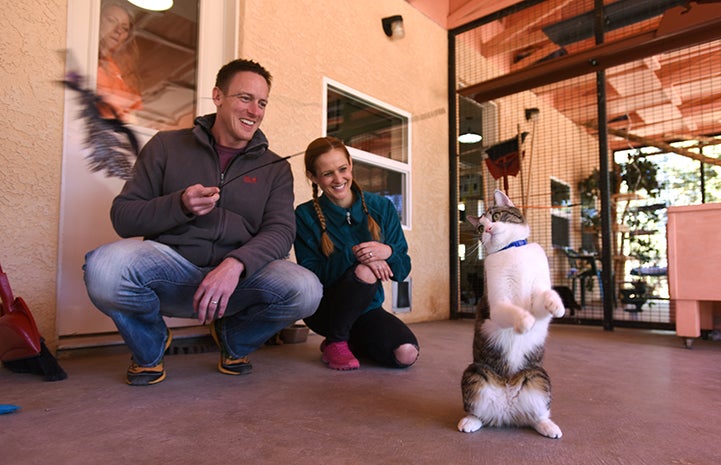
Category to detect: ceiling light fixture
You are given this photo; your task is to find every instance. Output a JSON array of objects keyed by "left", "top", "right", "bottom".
[
  {"left": 127, "top": 0, "right": 173, "bottom": 11},
  {"left": 382, "top": 15, "right": 405, "bottom": 39},
  {"left": 458, "top": 129, "right": 482, "bottom": 144},
  {"left": 458, "top": 116, "right": 482, "bottom": 144},
  {"left": 525, "top": 108, "right": 540, "bottom": 121}
]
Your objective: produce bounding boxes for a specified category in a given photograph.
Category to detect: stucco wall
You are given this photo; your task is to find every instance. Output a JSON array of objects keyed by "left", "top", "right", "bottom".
[
  {"left": 0, "top": 0, "right": 450, "bottom": 351},
  {"left": 240, "top": 0, "right": 450, "bottom": 322},
  {"left": 0, "top": 1, "right": 67, "bottom": 347}
]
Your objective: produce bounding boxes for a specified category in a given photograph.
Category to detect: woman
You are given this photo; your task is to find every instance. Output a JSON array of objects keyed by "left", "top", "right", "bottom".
[
  {"left": 295, "top": 136, "right": 419, "bottom": 370},
  {"left": 96, "top": 1, "right": 142, "bottom": 122}
]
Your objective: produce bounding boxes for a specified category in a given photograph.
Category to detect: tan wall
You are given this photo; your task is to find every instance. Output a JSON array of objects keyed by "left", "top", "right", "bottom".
[
  {"left": 241, "top": 0, "right": 450, "bottom": 322},
  {"left": 1, "top": 1, "right": 67, "bottom": 347},
  {"left": 0, "top": 0, "right": 450, "bottom": 350}
]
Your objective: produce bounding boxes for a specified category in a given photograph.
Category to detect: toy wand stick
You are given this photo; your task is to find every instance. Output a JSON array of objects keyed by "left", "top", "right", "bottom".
[{"left": 221, "top": 150, "right": 304, "bottom": 188}]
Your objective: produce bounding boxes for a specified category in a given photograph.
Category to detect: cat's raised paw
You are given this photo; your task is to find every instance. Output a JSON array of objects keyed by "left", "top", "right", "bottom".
[
  {"left": 457, "top": 415, "right": 483, "bottom": 433},
  {"left": 514, "top": 312, "right": 535, "bottom": 334},
  {"left": 545, "top": 292, "right": 566, "bottom": 318},
  {"left": 533, "top": 419, "right": 562, "bottom": 439}
]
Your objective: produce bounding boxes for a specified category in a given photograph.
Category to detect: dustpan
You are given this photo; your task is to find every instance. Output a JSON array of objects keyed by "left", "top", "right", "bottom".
[
  {"left": 0, "top": 262, "right": 67, "bottom": 381},
  {"left": 0, "top": 263, "right": 42, "bottom": 361}
]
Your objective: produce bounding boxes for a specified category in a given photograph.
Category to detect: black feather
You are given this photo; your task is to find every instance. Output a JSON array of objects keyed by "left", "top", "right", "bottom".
[{"left": 62, "top": 72, "right": 139, "bottom": 181}]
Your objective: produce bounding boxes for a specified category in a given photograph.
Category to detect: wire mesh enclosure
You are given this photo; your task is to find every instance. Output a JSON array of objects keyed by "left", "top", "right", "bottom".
[{"left": 451, "top": 0, "right": 721, "bottom": 331}]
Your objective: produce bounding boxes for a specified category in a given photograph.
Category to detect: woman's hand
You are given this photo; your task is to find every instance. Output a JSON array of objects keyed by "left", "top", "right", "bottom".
[
  {"left": 352, "top": 241, "right": 391, "bottom": 264},
  {"left": 368, "top": 260, "right": 393, "bottom": 281},
  {"left": 353, "top": 242, "right": 393, "bottom": 281}
]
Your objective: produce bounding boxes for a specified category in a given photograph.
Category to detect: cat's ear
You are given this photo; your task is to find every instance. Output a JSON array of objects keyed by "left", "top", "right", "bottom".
[
  {"left": 467, "top": 215, "right": 482, "bottom": 229},
  {"left": 494, "top": 189, "right": 515, "bottom": 208}
]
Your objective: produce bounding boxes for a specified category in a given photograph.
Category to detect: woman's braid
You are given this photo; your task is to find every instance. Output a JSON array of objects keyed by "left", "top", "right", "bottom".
[
  {"left": 312, "top": 183, "right": 335, "bottom": 257},
  {"left": 353, "top": 180, "right": 381, "bottom": 241}
]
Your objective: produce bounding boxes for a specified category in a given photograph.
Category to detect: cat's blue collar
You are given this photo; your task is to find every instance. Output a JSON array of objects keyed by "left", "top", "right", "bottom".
[{"left": 498, "top": 239, "right": 528, "bottom": 252}]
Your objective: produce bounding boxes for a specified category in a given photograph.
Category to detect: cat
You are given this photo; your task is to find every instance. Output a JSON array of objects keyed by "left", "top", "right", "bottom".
[{"left": 458, "top": 190, "right": 565, "bottom": 439}]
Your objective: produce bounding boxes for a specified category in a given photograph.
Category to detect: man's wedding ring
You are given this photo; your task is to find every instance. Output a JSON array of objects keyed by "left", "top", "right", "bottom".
[{"left": 210, "top": 300, "right": 218, "bottom": 305}]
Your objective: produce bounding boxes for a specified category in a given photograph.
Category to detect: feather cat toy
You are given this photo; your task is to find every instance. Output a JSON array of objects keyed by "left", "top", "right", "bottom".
[
  {"left": 63, "top": 71, "right": 139, "bottom": 180},
  {"left": 458, "top": 190, "right": 565, "bottom": 439}
]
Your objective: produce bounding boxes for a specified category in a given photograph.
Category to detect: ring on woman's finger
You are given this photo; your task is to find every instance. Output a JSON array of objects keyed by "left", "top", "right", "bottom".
[
  {"left": 210, "top": 300, "right": 218, "bottom": 305},
  {"left": 369, "top": 252, "right": 373, "bottom": 257}
]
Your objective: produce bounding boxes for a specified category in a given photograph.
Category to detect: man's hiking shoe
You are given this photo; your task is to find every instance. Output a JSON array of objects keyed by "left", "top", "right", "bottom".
[
  {"left": 217, "top": 355, "right": 253, "bottom": 375},
  {"left": 126, "top": 362, "right": 166, "bottom": 386},
  {"left": 210, "top": 322, "right": 253, "bottom": 376},
  {"left": 126, "top": 330, "right": 173, "bottom": 386}
]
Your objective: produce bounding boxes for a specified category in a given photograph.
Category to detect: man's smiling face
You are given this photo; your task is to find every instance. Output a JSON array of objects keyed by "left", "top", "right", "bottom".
[{"left": 212, "top": 71, "right": 269, "bottom": 149}]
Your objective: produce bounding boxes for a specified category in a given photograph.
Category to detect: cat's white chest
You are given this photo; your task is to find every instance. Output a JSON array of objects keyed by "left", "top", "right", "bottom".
[{"left": 484, "top": 243, "right": 550, "bottom": 303}]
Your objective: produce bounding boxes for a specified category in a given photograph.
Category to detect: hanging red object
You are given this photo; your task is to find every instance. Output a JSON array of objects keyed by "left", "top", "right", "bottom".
[{"left": 484, "top": 132, "right": 528, "bottom": 192}]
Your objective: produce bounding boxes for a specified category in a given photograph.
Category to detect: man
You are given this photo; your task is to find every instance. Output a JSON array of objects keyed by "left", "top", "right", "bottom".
[{"left": 84, "top": 59, "right": 322, "bottom": 386}]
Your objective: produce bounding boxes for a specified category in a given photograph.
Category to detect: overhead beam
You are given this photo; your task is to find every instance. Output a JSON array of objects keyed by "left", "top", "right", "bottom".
[
  {"left": 447, "top": 0, "right": 520, "bottom": 29},
  {"left": 584, "top": 122, "right": 721, "bottom": 166},
  {"left": 482, "top": 0, "right": 573, "bottom": 56},
  {"left": 458, "top": 2, "right": 721, "bottom": 104}
]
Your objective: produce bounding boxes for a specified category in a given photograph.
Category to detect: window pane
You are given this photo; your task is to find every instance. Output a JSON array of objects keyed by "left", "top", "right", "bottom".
[
  {"left": 552, "top": 215, "right": 570, "bottom": 248},
  {"left": 551, "top": 178, "right": 571, "bottom": 211},
  {"left": 551, "top": 179, "right": 571, "bottom": 247},
  {"left": 97, "top": 0, "right": 198, "bottom": 131},
  {"left": 353, "top": 160, "right": 406, "bottom": 224},
  {"left": 327, "top": 87, "right": 408, "bottom": 163}
]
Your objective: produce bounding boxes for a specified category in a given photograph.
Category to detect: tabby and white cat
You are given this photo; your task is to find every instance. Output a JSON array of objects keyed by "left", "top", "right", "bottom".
[{"left": 458, "top": 190, "right": 565, "bottom": 439}]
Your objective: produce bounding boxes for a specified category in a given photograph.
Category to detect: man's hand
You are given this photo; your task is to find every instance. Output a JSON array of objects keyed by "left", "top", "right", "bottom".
[
  {"left": 193, "top": 257, "right": 244, "bottom": 323},
  {"left": 182, "top": 184, "right": 220, "bottom": 216}
]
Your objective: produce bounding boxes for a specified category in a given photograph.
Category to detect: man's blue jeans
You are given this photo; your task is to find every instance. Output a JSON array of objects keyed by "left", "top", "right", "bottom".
[{"left": 83, "top": 239, "right": 322, "bottom": 367}]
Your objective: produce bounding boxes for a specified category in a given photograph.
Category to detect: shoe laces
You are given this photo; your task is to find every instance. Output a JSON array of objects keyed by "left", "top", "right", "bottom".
[{"left": 223, "top": 356, "right": 250, "bottom": 365}]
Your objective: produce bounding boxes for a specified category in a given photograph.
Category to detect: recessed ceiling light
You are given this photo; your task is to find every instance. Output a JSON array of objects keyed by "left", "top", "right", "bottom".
[
  {"left": 458, "top": 129, "right": 482, "bottom": 144},
  {"left": 128, "top": 0, "right": 173, "bottom": 11}
]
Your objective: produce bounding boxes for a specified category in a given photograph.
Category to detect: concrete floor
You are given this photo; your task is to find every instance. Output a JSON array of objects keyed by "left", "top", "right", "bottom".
[{"left": 2, "top": 320, "right": 720, "bottom": 465}]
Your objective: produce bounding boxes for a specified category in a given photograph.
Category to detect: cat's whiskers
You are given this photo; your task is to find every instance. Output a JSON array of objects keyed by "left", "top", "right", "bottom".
[{"left": 465, "top": 240, "right": 482, "bottom": 258}]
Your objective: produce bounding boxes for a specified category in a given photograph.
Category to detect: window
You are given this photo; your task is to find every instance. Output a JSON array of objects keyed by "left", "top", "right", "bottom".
[
  {"left": 95, "top": 0, "right": 199, "bottom": 130},
  {"left": 551, "top": 178, "right": 571, "bottom": 248},
  {"left": 65, "top": 0, "right": 237, "bottom": 136},
  {"left": 580, "top": 182, "right": 599, "bottom": 253},
  {"left": 324, "top": 79, "right": 411, "bottom": 227}
]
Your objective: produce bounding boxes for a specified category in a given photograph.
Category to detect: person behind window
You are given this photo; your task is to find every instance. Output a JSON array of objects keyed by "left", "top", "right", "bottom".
[
  {"left": 83, "top": 58, "right": 322, "bottom": 385},
  {"left": 97, "top": 1, "right": 142, "bottom": 122},
  {"left": 294, "top": 136, "right": 419, "bottom": 371}
]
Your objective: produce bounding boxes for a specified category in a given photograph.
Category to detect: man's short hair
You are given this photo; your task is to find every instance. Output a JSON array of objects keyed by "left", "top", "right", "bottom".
[{"left": 215, "top": 59, "right": 272, "bottom": 92}]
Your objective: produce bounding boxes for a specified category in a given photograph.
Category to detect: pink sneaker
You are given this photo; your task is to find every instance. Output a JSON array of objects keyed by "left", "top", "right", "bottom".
[{"left": 321, "top": 341, "right": 360, "bottom": 370}]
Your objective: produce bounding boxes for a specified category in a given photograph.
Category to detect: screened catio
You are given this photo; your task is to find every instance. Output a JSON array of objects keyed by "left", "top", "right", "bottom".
[{"left": 450, "top": 0, "right": 721, "bottom": 331}]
